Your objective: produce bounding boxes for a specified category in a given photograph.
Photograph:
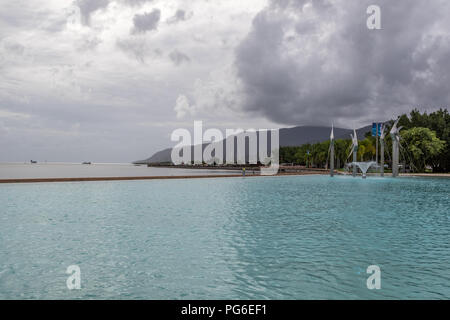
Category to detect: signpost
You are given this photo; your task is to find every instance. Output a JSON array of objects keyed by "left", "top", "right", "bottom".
[
  {"left": 380, "top": 126, "right": 385, "bottom": 176},
  {"left": 372, "top": 123, "right": 382, "bottom": 167},
  {"left": 330, "top": 125, "right": 334, "bottom": 177}
]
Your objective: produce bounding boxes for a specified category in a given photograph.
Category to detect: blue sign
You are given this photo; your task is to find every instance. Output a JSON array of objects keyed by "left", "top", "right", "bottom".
[{"left": 372, "top": 123, "right": 383, "bottom": 136}]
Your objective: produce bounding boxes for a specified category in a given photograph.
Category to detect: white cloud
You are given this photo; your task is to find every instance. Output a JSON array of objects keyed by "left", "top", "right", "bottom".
[
  {"left": 0, "top": 0, "right": 269, "bottom": 162},
  {"left": 174, "top": 95, "right": 192, "bottom": 119}
]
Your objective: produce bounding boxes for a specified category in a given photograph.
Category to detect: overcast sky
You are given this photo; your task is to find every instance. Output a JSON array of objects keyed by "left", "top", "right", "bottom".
[{"left": 1, "top": 0, "right": 449, "bottom": 162}]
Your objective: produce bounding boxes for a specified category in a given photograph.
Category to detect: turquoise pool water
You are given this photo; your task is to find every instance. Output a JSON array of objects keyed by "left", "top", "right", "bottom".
[{"left": 0, "top": 175, "right": 449, "bottom": 299}]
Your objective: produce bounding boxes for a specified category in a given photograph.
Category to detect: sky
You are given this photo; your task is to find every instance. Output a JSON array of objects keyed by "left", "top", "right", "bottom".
[{"left": 0, "top": 0, "right": 449, "bottom": 162}]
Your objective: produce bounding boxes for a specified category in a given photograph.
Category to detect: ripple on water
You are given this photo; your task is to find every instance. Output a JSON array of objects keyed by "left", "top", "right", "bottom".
[{"left": 0, "top": 175, "right": 449, "bottom": 299}]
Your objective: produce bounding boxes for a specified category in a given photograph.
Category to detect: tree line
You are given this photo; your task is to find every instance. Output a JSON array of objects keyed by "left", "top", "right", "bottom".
[{"left": 279, "top": 109, "right": 449, "bottom": 173}]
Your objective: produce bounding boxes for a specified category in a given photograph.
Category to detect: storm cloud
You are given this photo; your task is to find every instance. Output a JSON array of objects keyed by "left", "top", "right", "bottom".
[
  {"left": 132, "top": 9, "right": 161, "bottom": 33},
  {"left": 75, "top": 0, "right": 109, "bottom": 26},
  {"left": 168, "top": 49, "right": 190, "bottom": 66},
  {"left": 167, "top": 9, "right": 189, "bottom": 24},
  {"left": 1, "top": 0, "right": 448, "bottom": 163},
  {"left": 122, "top": 0, "right": 154, "bottom": 6},
  {"left": 234, "top": 0, "right": 450, "bottom": 126}
]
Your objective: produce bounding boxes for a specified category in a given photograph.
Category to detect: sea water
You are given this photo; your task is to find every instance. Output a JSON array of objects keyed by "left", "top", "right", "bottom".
[
  {"left": 0, "top": 163, "right": 240, "bottom": 179},
  {"left": 0, "top": 175, "right": 449, "bottom": 299}
]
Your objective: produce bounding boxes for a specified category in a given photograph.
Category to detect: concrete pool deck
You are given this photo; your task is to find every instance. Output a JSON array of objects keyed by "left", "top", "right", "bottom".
[{"left": 1, "top": 171, "right": 448, "bottom": 184}]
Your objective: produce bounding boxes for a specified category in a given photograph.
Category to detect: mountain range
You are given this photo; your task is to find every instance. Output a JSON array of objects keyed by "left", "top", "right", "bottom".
[{"left": 135, "top": 125, "right": 373, "bottom": 164}]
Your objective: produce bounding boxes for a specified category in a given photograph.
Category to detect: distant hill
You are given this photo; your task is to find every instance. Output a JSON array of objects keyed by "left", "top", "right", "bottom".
[
  {"left": 134, "top": 124, "right": 372, "bottom": 164},
  {"left": 279, "top": 125, "right": 371, "bottom": 146}
]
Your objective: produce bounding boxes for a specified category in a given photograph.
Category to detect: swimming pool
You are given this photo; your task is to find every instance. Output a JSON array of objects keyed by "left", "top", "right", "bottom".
[{"left": 0, "top": 175, "right": 449, "bottom": 299}]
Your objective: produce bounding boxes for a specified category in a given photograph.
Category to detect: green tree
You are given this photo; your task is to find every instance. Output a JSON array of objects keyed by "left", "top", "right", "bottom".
[
  {"left": 384, "top": 108, "right": 449, "bottom": 172},
  {"left": 426, "top": 109, "right": 450, "bottom": 172},
  {"left": 279, "top": 108, "right": 449, "bottom": 173},
  {"left": 401, "top": 127, "right": 445, "bottom": 172},
  {"left": 335, "top": 139, "right": 352, "bottom": 168},
  {"left": 358, "top": 138, "right": 376, "bottom": 161}
]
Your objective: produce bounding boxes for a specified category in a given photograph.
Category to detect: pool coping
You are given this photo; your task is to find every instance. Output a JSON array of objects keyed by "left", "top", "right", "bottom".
[{"left": 1, "top": 172, "right": 448, "bottom": 184}]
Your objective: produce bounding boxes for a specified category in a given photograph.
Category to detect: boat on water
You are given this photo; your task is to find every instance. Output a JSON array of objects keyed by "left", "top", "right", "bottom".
[
  {"left": 82, "top": 162, "right": 92, "bottom": 165},
  {"left": 30, "top": 160, "right": 37, "bottom": 164}
]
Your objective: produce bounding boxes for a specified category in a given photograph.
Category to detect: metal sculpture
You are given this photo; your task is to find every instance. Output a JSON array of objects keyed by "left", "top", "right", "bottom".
[{"left": 390, "top": 119, "right": 402, "bottom": 178}]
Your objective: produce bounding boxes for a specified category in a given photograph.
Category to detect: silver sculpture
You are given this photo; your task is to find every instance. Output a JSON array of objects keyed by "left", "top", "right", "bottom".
[
  {"left": 330, "top": 125, "right": 335, "bottom": 177},
  {"left": 390, "top": 119, "right": 402, "bottom": 178},
  {"left": 349, "top": 129, "right": 358, "bottom": 177},
  {"left": 380, "top": 124, "right": 385, "bottom": 177}
]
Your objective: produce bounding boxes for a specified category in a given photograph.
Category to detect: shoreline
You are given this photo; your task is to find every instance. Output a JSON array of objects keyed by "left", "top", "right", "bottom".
[{"left": 0, "top": 171, "right": 324, "bottom": 184}]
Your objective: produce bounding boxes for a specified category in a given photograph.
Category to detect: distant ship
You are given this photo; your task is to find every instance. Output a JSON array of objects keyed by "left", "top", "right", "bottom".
[
  {"left": 82, "top": 162, "right": 92, "bottom": 165},
  {"left": 30, "top": 160, "right": 37, "bottom": 164}
]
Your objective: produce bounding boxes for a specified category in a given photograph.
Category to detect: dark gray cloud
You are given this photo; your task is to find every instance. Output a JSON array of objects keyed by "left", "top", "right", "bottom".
[
  {"left": 132, "top": 9, "right": 161, "bottom": 34},
  {"left": 167, "top": 9, "right": 189, "bottom": 24},
  {"left": 174, "top": 9, "right": 186, "bottom": 21},
  {"left": 168, "top": 49, "right": 190, "bottom": 66},
  {"left": 77, "top": 36, "right": 102, "bottom": 51},
  {"left": 5, "top": 0, "right": 449, "bottom": 163},
  {"left": 116, "top": 37, "right": 162, "bottom": 63},
  {"left": 122, "top": 0, "right": 153, "bottom": 6},
  {"left": 2, "top": 40, "right": 25, "bottom": 55},
  {"left": 75, "top": 0, "right": 109, "bottom": 26},
  {"left": 235, "top": 0, "right": 450, "bottom": 126}
]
